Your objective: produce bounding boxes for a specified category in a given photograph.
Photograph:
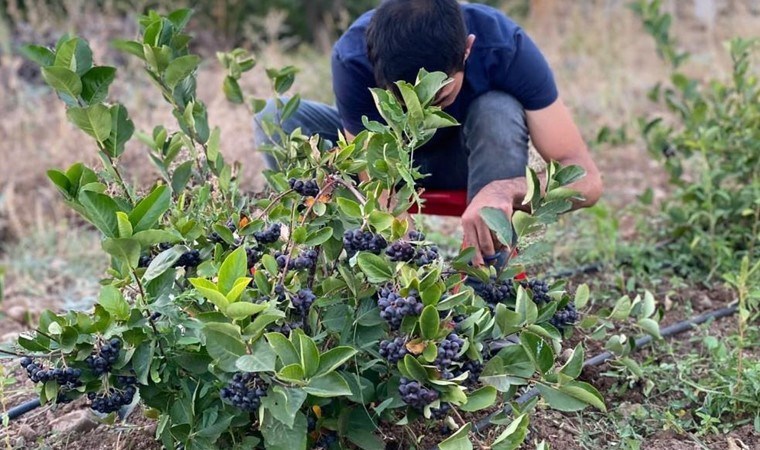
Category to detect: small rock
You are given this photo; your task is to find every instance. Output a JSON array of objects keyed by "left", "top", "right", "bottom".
[
  {"left": 18, "top": 424, "right": 36, "bottom": 440},
  {"left": 6, "top": 306, "right": 28, "bottom": 324},
  {"left": 696, "top": 293, "right": 713, "bottom": 310},
  {"left": 50, "top": 410, "right": 98, "bottom": 434}
]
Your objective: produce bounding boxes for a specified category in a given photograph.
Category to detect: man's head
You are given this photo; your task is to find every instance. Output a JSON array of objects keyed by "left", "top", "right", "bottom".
[{"left": 367, "top": 0, "right": 475, "bottom": 108}]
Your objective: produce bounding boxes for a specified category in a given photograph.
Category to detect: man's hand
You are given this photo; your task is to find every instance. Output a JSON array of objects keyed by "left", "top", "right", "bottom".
[{"left": 462, "top": 179, "right": 518, "bottom": 266}]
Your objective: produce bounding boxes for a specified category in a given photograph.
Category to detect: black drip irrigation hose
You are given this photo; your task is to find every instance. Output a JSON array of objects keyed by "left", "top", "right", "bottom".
[
  {"left": 1, "top": 398, "right": 41, "bottom": 422},
  {"left": 463, "top": 303, "right": 739, "bottom": 441}
]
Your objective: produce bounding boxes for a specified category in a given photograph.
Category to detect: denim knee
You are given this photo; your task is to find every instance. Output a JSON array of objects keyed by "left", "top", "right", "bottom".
[{"left": 463, "top": 91, "right": 530, "bottom": 199}]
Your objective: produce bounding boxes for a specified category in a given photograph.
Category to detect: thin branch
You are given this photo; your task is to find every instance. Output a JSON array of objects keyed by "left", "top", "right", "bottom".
[{"left": 330, "top": 176, "right": 367, "bottom": 206}]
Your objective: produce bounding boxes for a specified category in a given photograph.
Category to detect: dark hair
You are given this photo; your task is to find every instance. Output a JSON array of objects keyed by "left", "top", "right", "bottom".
[{"left": 366, "top": 0, "right": 467, "bottom": 88}]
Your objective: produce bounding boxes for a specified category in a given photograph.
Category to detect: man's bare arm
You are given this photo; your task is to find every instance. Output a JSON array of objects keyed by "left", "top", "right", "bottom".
[{"left": 461, "top": 97, "right": 603, "bottom": 265}]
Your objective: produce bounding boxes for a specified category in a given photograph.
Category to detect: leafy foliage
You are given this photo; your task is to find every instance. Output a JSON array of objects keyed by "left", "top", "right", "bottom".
[
  {"left": 11, "top": 9, "right": 628, "bottom": 449},
  {"left": 633, "top": 0, "right": 760, "bottom": 281}
]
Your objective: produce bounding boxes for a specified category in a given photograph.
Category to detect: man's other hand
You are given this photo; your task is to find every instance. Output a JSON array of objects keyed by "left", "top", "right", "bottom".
[{"left": 461, "top": 179, "right": 517, "bottom": 266}]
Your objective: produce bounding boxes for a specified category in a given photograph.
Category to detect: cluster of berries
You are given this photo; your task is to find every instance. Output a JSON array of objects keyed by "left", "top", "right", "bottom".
[
  {"left": 520, "top": 279, "right": 551, "bottom": 304},
  {"left": 275, "top": 249, "right": 318, "bottom": 270},
  {"left": 254, "top": 223, "right": 281, "bottom": 244},
  {"left": 342, "top": 229, "right": 387, "bottom": 257},
  {"left": 289, "top": 178, "right": 320, "bottom": 197},
  {"left": 550, "top": 303, "right": 579, "bottom": 329},
  {"left": 20, "top": 358, "right": 82, "bottom": 388},
  {"left": 378, "top": 337, "right": 408, "bottom": 364},
  {"left": 88, "top": 375, "right": 137, "bottom": 414},
  {"left": 398, "top": 377, "right": 439, "bottom": 410},
  {"left": 413, "top": 246, "right": 439, "bottom": 266},
  {"left": 377, "top": 287, "right": 423, "bottom": 330},
  {"left": 85, "top": 338, "right": 122, "bottom": 376},
  {"left": 291, "top": 288, "right": 316, "bottom": 316},
  {"left": 268, "top": 320, "right": 302, "bottom": 336},
  {"left": 435, "top": 333, "right": 464, "bottom": 369},
  {"left": 454, "top": 359, "right": 483, "bottom": 386},
  {"left": 385, "top": 232, "right": 439, "bottom": 266},
  {"left": 220, "top": 372, "right": 268, "bottom": 412},
  {"left": 174, "top": 249, "right": 201, "bottom": 268},
  {"left": 473, "top": 278, "right": 516, "bottom": 305},
  {"left": 246, "top": 247, "right": 261, "bottom": 268},
  {"left": 385, "top": 241, "right": 416, "bottom": 262}
]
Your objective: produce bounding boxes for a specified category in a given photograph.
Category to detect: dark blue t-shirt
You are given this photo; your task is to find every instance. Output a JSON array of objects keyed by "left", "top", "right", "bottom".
[{"left": 331, "top": 3, "right": 558, "bottom": 137}]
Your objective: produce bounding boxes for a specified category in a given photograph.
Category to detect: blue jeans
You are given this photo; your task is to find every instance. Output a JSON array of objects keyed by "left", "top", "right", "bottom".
[{"left": 253, "top": 91, "right": 529, "bottom": 203}]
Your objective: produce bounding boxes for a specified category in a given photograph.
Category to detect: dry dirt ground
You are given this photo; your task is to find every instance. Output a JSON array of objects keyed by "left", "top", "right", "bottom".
[{"left": 1, "top": 2, "right": 759, "bottom": 449}]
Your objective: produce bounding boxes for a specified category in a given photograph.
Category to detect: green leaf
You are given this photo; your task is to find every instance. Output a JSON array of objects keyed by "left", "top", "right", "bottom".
[
  {"left": 519, "top": 332, "right": 554, "bottom": 375},
  {"left": 226, "top": 301, "right": 267, "bottom": 320},
  {"left": 132, "top": 341, "right": 154, "bottom": 384},
  {"left": 260, "top": 411, "right": 307, "bottom": 450},
  {"left": 414, "top": 70, "right": 450, "bottom": 106},
  {"left": 554, "top": 165, "right": 586, "bottom": 186},
  {"left": 103, "top": 104, "right": 135, "bottom": 158},
  {"left": 42, "top": 65, "right": 82, "bottom": 103},
  {"left": 171, "top": 160, "right": 194, "bottom": 193},
  {"left": 522, "top": 166, "right": 542, "bottom": 209},
  {"left": 460, "top": 386, "right": 497, "bottom": 412},
  {"left": 511, "top": 211, "right": 540, "bottom": 238},
  {"left": 480, "top": 207, "right": 514, "bottom": 247},
  {"left": 266, "top": 332, "right": 299, "bottom": 366},
  {"left": 128, "top": 185, "right": 171, "bottom": 232},
  {"left": 559, "top": 344, "right": 584, "bottom": 379},
  {"left": 203, "top": 323, "right": 246, "bottom": 372},
  {"left": 260, "top": 386, "right": 307, "bottom": 429},
  {"left": 167, "top": 8, "right": 193, "bottom": 30},
  {"left": 19, "top": 44, "right": 55, "bottom": 67},
  {"left": 337, "top": 197, "right": 363, "bottom": 218},
  {"left": 190, "top": 278, "right": 230, "bottom": 311},
  {"left": 402, "top": 354, "right": 428, "bottom": 383},
  {"left": 419, "top": 305, "right": 440, "bottom": 340},
  {"left": 277, "top": 364, "right": 306, "bottom": 383},
  {"left": 356, "top": 253, "right": 393, "bottom": 283},
  {"left": 102, "top": 238, "right": 140, "bottom": 268},
  {"left": 236, "top": 339, "right": 276, "bottom": 372},
  {"left": 437, "top": 423, "right": 473, "bottom": 450},
  {"left": 368, "top": 210, "right": 394, "bottom": 232},
  {"left": 574, "top": 284, "right": 590, "bottom": 309},
  {"left": 298, "top": 333, "right": 320, "bottom": 379},
  {"left": 143, "top": 246, "right": 184, "bottom": 283},
  {"left": 97, "top": 285, "right": 129, "bottom": 320},
  {"left": 558, "top": 381, "right": 606, "bottom": 411},
  {"left": 218, "top": 247, "right": 247, "bottom": 295},
  {"left": 303, "top": 372, "right": 352, "bottom": 397},
  {"left": 491, "top": 414, "right": 529, "bottom": 450},
  {"left": 132, "top": 229, "right": 182, "bottom": 247},
  {"left": 54, "top": 37, "right": 91, "bottom": 75},
  {"left": 47, "top": 170, "right": 72, "bottom": 197},
  {"left": 111, "top": 39, "right": 145, "bottom": 60},
  {"left": 165, "top": 54, "right": 200, "bottom": 88},
  {"left": 67, "top": 104, "right": 112, "bottom": 143},
  {"left": 304, "top": 227, "right": 333, "bottom": 246},
  {"left": 79, "top": 191, "right": 119, "bottom": 237},
  {"left": 116, "top": 211, "right": 133, "bottom": 238},
  {"left": 397, "top": 81, "right": 423, "bottom": 125},
  {"left": 226, "top": 277, "right": 253, "bottom": 303},
  {"left": 315, "top": 346, "right": 357, "bottom": 378},
  {"left": 536, "top": 384, "right": 588, "bottom": 412},
  {"left": 638, "top": 318, "right": 661, "bottom": 339},
  {"left": 222, "top": 76, "right": 243, "bottom": 104},
  {"left": 80, "top": 66, "right": 116, "bottom": 104},
  {"left": 515, "top": 287, "right": 538, "bottom": 324}
]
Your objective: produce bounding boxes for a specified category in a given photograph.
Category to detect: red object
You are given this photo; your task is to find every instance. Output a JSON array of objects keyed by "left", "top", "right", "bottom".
[
  {"left": 409, "top": 189, "right": 529, "bottom": 280},
  {"left": 410, "top": 190, "right": 469, "bottom": 216}
]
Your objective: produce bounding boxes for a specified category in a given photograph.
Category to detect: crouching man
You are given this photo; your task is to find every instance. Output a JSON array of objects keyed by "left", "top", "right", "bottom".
[{"left": 254, "top": 0, "right": 603, "bottom": 265}]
